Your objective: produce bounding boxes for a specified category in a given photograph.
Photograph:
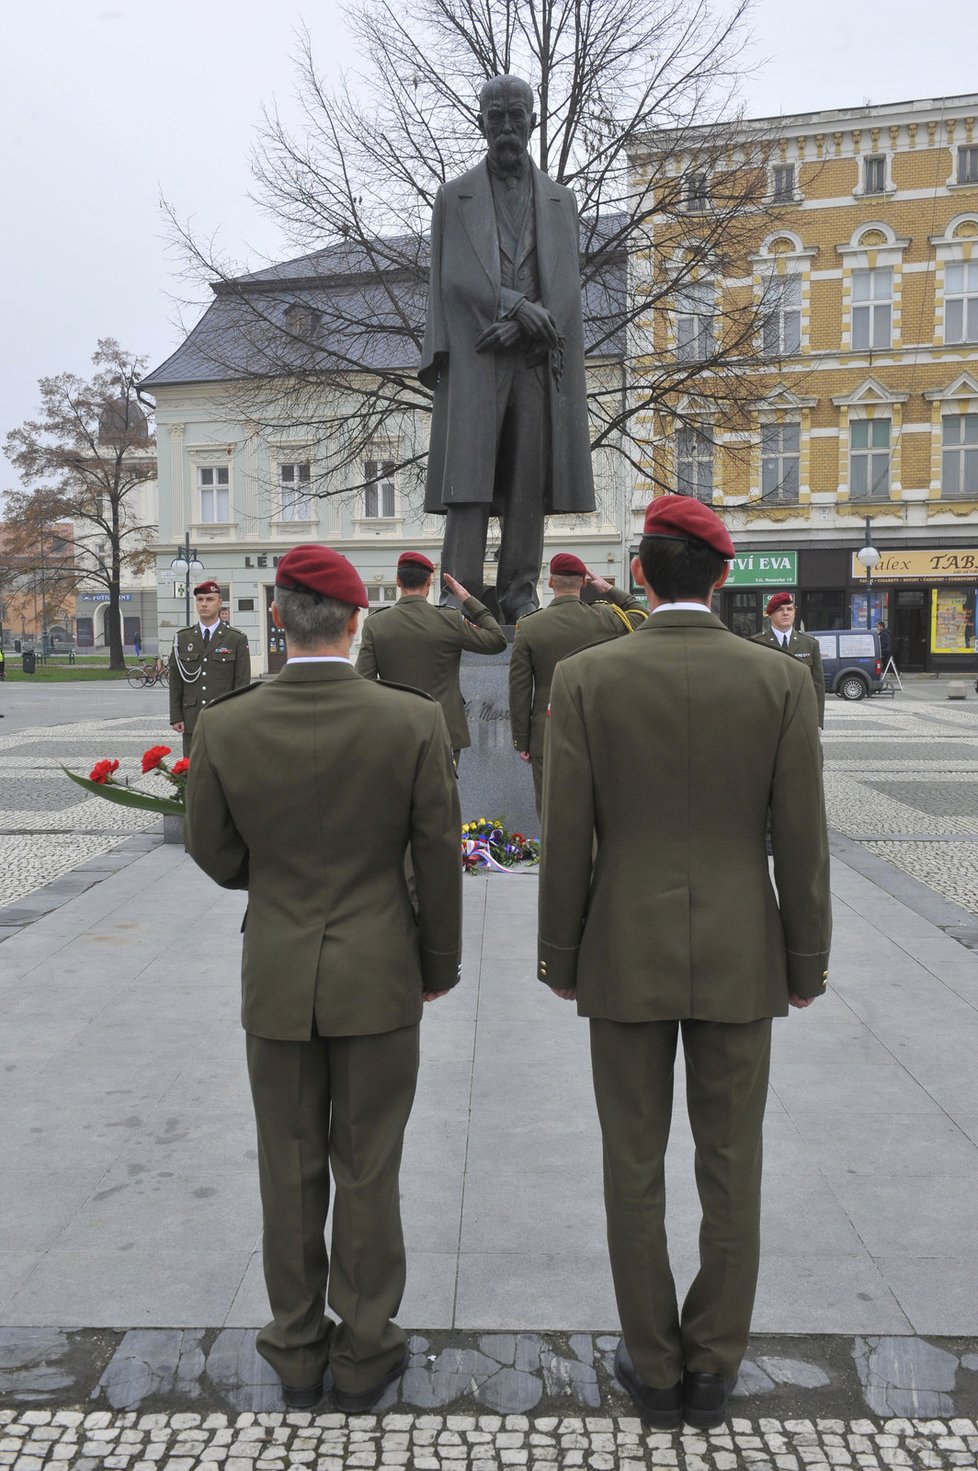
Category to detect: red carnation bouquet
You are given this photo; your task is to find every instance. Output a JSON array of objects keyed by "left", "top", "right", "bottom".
[{"left": 64, "top": 745, "right": 190, "bottom": 816}]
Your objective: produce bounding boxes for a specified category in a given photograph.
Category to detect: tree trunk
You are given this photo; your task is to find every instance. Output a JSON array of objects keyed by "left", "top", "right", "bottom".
[{"left": 106, "top": 587, "right": 125, "bottom": 670}]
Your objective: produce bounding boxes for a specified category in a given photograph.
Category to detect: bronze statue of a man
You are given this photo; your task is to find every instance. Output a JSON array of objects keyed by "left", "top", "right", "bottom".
[{"left": 420, "top": 74, "right": 596, "bottom": 623}]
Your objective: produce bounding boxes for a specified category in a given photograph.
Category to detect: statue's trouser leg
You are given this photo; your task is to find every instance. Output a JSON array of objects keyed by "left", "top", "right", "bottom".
[
  {"left": 440, "top": 504, "right": 491, "bottom": 596},
  {"left": 495, "top": 356, "right": 548, "bottom": 623}
]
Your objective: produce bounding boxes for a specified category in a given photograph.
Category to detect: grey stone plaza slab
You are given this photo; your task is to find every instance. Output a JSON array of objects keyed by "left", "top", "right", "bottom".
[
  {"left": 1, "top": 835, "right": 977, "bottom": 1341},
  {"left": 2, "top": 678, "right": 978, "bottom": 1443}
]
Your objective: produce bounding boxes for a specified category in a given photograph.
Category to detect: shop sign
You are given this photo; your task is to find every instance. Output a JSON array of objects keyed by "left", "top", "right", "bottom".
[
  {"left": 725, "top": 551, "right": 797, "bottom": 587},
  {"left": 78, "top": 592, "right": 133, "bottom": 601},
  {"left": 850, "top": 549, "right": 978, "bottom": 582}
]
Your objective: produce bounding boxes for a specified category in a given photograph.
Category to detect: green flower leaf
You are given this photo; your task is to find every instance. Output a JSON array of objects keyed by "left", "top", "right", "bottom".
[{"left": 63, "top": 768, "right": 185, "bottom": 817}]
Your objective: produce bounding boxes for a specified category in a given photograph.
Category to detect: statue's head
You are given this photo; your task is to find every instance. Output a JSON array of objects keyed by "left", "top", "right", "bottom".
[{"left": 477, "top": 75, "right": 536, "bottom": 172}]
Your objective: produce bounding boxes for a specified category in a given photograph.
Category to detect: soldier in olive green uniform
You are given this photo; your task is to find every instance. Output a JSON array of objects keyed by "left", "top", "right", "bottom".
[
  {"left": 169, "top": 579, "right": 252, "bottom": 755},
  {"left": 186, "top": 546, "right": 462, "bottom": 1415},
  {"left": 538, "top": 497, "right": 831, "bottom": 1433},
  {"left": 750, "top": 591, "right": 825, "bottom": 727},
  {"left": 356, "top": 551, "right": 506, "bottom": 761},
  {"left": 509, "top": 552, "right": 645, "bottom": 816}
]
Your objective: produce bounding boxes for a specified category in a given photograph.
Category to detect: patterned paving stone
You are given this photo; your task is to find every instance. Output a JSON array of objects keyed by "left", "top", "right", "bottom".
[
  {"left": 821, "top": 697, "right": 978, "bottom": 914},
  {"left": 0, "top": 713, "right": 174, "bottom": 905},
  {"left": 861, "top": 781, "right": 978, "bottom": 821}
]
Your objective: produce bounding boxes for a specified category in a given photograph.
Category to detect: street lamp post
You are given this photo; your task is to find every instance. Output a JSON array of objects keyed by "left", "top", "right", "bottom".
[
  {"left": 855, "top": 516, "right": 881, "bottom": 632},
  {"left": 170, "top": 533, "right": 204, "bottom": 629}
]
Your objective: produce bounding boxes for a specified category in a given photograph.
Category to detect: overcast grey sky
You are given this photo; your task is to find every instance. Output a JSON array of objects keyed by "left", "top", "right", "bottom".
[{"left": 2, "top": 0, "right": 976, "bottom": 493}]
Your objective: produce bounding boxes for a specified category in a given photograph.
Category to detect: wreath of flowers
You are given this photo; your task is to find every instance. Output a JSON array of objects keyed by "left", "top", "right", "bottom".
[
  {"left": 64, "top": 745, "right": 189, "bottom": 816},
  {"left": 461, "top": 817, "right": 539, "bottom": 873}
]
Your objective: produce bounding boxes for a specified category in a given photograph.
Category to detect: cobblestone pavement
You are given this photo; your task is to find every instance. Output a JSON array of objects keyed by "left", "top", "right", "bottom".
[
  {"left": 4, "top": 1406, "right": 978, "bottom": 1471},
  {"left": 822, "top": 692, "right": 978, "bottom": 916},
  {"left": 0, "top": 709, "right": 173, "bottom": 905}
]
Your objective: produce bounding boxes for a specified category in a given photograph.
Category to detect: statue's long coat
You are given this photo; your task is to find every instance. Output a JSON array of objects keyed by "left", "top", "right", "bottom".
[{"left": 420, "top": 159, "right": 595, "bottom": 516}]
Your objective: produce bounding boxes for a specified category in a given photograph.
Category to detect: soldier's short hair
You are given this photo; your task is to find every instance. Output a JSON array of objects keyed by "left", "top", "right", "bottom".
[
  {"left": 639, "top": 535, "right": 726, "bottom": 603},
  {"left": 397, "top": 564, "right": 431, "bottom": 591},
  {"left": 274, "top": 584, "right": 356, "bottom": 644}
]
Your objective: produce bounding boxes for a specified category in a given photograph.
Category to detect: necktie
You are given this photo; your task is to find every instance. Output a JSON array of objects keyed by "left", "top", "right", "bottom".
[{"left": 202, "top": 628, "right": 211, "bottom": 648}]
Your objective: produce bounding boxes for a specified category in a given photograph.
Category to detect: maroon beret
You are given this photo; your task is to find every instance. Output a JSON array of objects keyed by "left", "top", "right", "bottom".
[
  {"left": 275, "top": 545, "right": 368, "bottom": 608},
  {"left": 397, "top": 551, "right": 434, "bottom": 573},
  {"left": 766, "top": 591, "right": 795, "bottom": 615},
  {"left": 549, "top": 553, "right": 588, "bottom": 577},
  {"left": 193, "top": 579, "right": 221, "bottom": 596},
  {"left": 642, "top": 495, "right": 735, "bottom": 558}
]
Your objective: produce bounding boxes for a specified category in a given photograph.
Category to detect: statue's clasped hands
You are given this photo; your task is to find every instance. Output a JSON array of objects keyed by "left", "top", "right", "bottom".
[{"left": 474, "top": 301, "right": 559, "bottom": 353}]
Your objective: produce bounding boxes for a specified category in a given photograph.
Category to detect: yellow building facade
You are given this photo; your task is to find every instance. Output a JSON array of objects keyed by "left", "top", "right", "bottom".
[{"left": 632, "top": 93, "right": 978, "bottom": 670}]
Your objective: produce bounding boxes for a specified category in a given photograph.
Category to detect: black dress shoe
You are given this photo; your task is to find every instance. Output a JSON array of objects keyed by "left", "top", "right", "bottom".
[
  {"left": 281, "top": 1378, "right": 325, "bottom": 1410},
  {"left": 682, "top": 1369, "right": 736, "bottom": 1430},
  {"left": 614, "top": 1341, "right": 682, "bottom": 1430},
  {"left": 332, "top": 1347, "right": 408, "bottom": 1414}
]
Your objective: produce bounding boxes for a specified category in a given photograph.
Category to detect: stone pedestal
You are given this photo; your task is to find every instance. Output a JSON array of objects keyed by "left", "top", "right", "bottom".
[
  {"left": 457, "top": 644, "right": 538, "bottom": 838},
  {"left": 163, "top": 814, "right": 186, "bottom": 845}
]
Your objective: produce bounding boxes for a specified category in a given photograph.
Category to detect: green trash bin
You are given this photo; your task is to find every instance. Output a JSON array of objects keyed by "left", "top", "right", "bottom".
[{"left": 22, "top": 650, "right": 37, "bottom": 675}]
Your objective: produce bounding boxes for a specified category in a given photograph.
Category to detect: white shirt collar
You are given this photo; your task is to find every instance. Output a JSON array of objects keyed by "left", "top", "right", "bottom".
[
  {"left": 199, "top": 621, "right": 220, "bottom": 636},
  {"left": 286, "top": 655, "right": 352, "bottom": 664},
  {"left": 649, "top": 601, "right": 714, "bottom": 615}
]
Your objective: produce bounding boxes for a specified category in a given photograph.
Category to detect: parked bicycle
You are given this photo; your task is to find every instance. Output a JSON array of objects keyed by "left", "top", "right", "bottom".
[{"left": 127, "top": 657, "right": 168, "bottom": 689}]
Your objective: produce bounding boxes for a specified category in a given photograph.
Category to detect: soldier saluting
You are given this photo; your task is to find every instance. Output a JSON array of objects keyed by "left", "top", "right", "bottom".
[
  {"left": 508, "top": 553, "right": 645, "bottom": 817},
  {"left": 169, "top": 579, "right": 251, "bottom": 756}
]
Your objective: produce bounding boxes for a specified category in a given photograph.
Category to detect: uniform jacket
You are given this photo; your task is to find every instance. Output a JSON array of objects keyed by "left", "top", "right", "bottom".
[
  {"left": 356, "top": 594, "right": 506, "bottom": 749},
  {"left": 169, "top": 623, "right": 251, "bottom": 734},
  {"left": 750, "top": 625, "right": 826, "bottom": 727},
  {"left": 538, "top": 610, "right": 831, "bottom": 1019},
  {"left": 420, "top": 158, "right": 594, "bottom": 516},
  {"left": 508, "top": 589, "right": 645, "bottom": 756},
  {"left": 185, "top": 663, "right": 463, "bottom": 1041}
]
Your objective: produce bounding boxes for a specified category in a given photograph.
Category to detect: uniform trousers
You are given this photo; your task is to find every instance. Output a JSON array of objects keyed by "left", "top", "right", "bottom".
[
  {"left": 589, "top": 1015, "right": 772, "bottom": 1387},
  {"left": 440, "top": 351, "right": 548, "bottom": 624},
  {"left": 246, "top": 1023, "right": 420, "bottom": 1393}
]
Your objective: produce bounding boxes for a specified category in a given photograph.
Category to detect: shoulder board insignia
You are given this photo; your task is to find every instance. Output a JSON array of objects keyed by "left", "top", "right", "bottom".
[
  {"left": 375, "top": 678, "right": 437, "bottom": 702},
  {"left": 204, "top": 681, "right": 260, "bottom": 710}
]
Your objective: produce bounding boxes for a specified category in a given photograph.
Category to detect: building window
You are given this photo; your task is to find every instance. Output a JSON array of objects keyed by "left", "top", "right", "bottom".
[
  {"left": 363, "top": 459, "right": 396, "bottom": 518},
  {"left": 199, "top": 466, "right": 230, "bottom": 522},
  {"left": 284, "top": 304, "right": 322, "bottom": 339},
  {"left": 761, "top": 275, "right": 802, "bottom": 357},
  {"left": 942, "top": 413, "right": 978, "bottom": 497},
  {"left": 365, "top": 583, "right": 399, "bottom": 605},
  {"left": 849, "top": 419, "right": 890, "bottom": 499},
  {"left": 863, "top": 155, "right": 886, "bottom": 194},
  {"left": 944, "top": 260, "right": 978, "bottom": 343},
  {"left": 851, "top": 268, "right": 892, "bottom": 350},
  {"left": 958, "top": 146, "right": 978, "bottom": 184},
  {"left": 760, "top": 422, "right": 801, "bottom": 502},
  {"left": 771, "top": 164, "right": 795, "bottom": 202},
  {"left": 674, "top": 280, "right": 715, "bottom": 361},
  {"left": 279, "top": 462, "right": 312, "bottom": 521},
  {"left": 675, "top": 425, "right": 714, "bottom": 502},
  {"left": 686, "top": 172, "right": 709, "bottom": 213}
]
